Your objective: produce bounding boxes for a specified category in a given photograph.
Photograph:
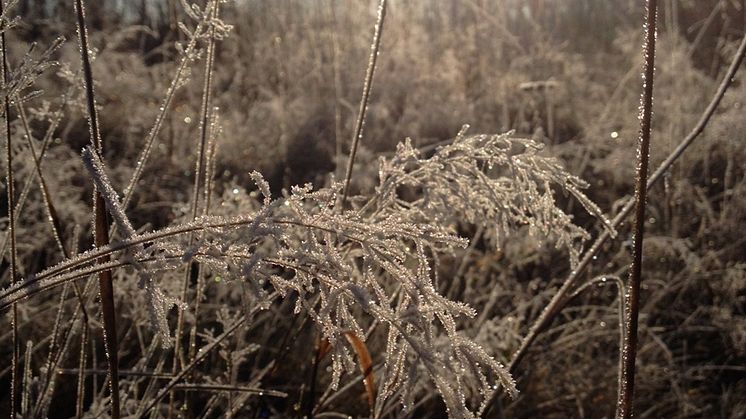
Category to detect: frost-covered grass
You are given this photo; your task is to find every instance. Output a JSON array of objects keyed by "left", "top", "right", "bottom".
[{"left": 1, "top": 0, "right": 745, "bottom": 418}]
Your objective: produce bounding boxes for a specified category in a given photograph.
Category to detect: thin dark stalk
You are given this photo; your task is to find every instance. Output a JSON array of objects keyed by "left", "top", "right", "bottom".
[
  {"left": 340, "top": 0, "right": 387, "bottom": 207},
  {"left": 73, "top": 0, "right": 119, "bottom": 417},
  {"left": 481, "top": 27, "right": 746, "bottom": 419},
  {"left": 0, "top": 0, "right": 19, "bottom": 416},
  {"left": 618, "top": 0, "right": 658, "bottom": 416},
  {"left": 15, "top": 104, "right": 68, "bottom": 257}
]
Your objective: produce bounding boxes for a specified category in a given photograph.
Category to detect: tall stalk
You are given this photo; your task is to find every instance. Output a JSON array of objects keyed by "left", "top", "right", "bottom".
[
  {"left": 186, "top": 0, "right": 218, "bottom": 363},
  {"left": 0, "top": 0, "right": 19, "bottom": 416},
  {"left": 481, "top": 18, "right": 746, "bottom": 419},
  {"left": 74, "top": 0, "right": 119, "bottom": 417},
  {"left": 617, "top": 0, "right": 658, "bottom": 416},
  {"left": 170, "top": 1, "right": 218, "bottom": 415},
  {"left": 340, "top": 0, "right": 387, "bottom": 207}
]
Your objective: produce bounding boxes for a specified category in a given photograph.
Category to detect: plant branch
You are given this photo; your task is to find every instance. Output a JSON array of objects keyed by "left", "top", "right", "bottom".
[
  {"left": 0, "top": 0, "right": 19, "bottom": 415},
  {"left": 617, "top": 0, "right": 658, "bottom": 416},
  {"left": 340, "top": 0, "right": 387, "bottom": 207},
  {"left": 73, "top": 0, "right": 119, "bottom": 416}
]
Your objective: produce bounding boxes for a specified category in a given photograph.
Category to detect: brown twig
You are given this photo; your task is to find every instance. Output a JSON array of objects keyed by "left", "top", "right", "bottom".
[
  {"left": 617, "top": 0, "right": 658, "bottom": 416},
  {"left": 0, "top": 0, "right": 19, "bottom": 415},
  {"left": 73, "top": 0, "right": 119, "bottom": 417}
]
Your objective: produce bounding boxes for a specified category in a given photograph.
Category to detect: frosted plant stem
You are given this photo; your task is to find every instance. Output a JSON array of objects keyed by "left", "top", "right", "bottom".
[
  {"left": 480, "top": 27, "right": 746, "bottom": 419},
  {"left": 0, "top": 83, "right": 72, "bottom": 262},
  {"left": 119, "top": 3, "right": 213, "bottom": 213},
  {"left": 36, "top": 278, "right": 94, "bottom": 417},
  {"left": 74, "top": 0, "right": 119, "bottom": 417},
  {"left": 172, "top": 2, "right": 218, "bottom": 415},
  {"left": 329, "top": 6, "right": 388, "bottom": 403},
  {"left": 16, "top": 102, "right": 93, "bottom": 417},
  {"left": 0, "top": 1, "right": 19, "bottom": 416},
  {"left": 76, "top": 321, "right": 89, "bottom": 417},
  {"left": 186, "top": 0, "right": 218, "bottom": 364},
  {"left": 16, "top": 98, "right": 91, "bottom": 328},
  {"left": 617, "top": 0, "right": 658, "bottom": 416},
  {"left": 21, "top": 340, "right": 31, "bottom": 417},
  {"left": 340, "top": 0, "right": 387, "bottom": 207},
  {"left": 15, "top": 104, "right": 68, "bottom": 257}
]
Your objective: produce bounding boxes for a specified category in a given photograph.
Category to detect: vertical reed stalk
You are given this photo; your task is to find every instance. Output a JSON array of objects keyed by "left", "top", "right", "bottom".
[
  {"left": 617, "top": 0, "right": 658, "bottom": 417},
  {"left": 340, "top": 0, "right": 387, "bottom": 206},
  {"left": 74, "top": 0, "right": 119, "bottom": 417},
  {"left": 171, "top": 1, "right": 218, "bottom": 415},
  {"left": 482, "top": 22, "right": 746, "bottom": 419},
  {"left": 186, "top": 0, "right": 218, "bottom": 363},
  {"left": 0, "top": 0, "right": 19, "bottom": 416}
]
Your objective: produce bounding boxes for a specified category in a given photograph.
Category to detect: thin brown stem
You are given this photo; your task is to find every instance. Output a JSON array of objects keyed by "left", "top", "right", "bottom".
[
  {"left": 0, "top": 83, "right": 72, "bottom": 262},
  {"left": 617, "top": 0, "right": 658, "bottom": 416},
  {"left": 0, "top": 0, "right": 19, "bottom": 416},
  {"left": 73, "top": 0, "right": 119, "bottom": 417}
]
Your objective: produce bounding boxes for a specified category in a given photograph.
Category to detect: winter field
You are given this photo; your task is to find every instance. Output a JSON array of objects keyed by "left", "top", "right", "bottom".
[{"left": 0, "top": 0, "right": 745, "bottom": 417}]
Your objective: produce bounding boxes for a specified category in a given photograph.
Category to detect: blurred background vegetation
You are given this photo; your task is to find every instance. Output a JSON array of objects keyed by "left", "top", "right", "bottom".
[{"left": 2, "top": 0, "right": 745, "bottom": 417}]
